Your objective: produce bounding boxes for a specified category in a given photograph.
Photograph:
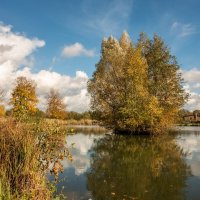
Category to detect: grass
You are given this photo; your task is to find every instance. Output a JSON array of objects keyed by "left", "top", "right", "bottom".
[
  {"left": 45, "top": 118, "right": 97, "bottom": 126},
  {"left": 0, "top": 118, "right": 51, "bottom": 199},
  {"left": 0, "top": 117, "right": 71, "bottom": 200},
  {"left": 66, "top": 119, "right": 96, "bottom": 126}
]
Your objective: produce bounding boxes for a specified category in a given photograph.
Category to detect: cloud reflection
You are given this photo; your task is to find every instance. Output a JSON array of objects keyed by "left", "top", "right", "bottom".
[
  {"left": 63, "top": 133, "right": 102, "bottom": 176},
  {"left": 176, "top": 132, "right": 200, "bottom": 177}
]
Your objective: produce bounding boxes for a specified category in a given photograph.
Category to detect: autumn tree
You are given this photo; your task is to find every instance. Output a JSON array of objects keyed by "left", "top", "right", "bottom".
[
  {"left": 118, "top": 46, "right": 162, "bottom": 133},
  {"left": 88, "top": 32, "right": 161, "bottom": 133},
  {"left": 10, "top": 76, "right": 38, "bottom": 119},
  {"left": 46, "top": 89, "right": 66, "bottom": 119},
  {"left": 138, "top": 33, "right": 188, "bottom": 128},
  {"left": 88, "top": 34, "right": 127, "bottom": 129},
  {"left": 88, "top": 32, "right": 187, "bottom": 134}
]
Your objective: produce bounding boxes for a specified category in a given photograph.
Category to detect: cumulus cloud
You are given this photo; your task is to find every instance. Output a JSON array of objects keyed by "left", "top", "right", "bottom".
[
  {"left": 182, "top": 68, "right": 200, "bottom": 83},
  {"left": 0, "top": 22, "right": 90, "bottom": 112},
  {"left": 62, "top": 42, "right": 95, "bottom": 57},
  {"left": 182, "top": 68, "right": 200, "bottom": 111},
  {"left": 0, "top": 23, "right": 45, "bottom": 69},
  {"left": 171, "top": 21, "right": 197, "bottom": 37}
]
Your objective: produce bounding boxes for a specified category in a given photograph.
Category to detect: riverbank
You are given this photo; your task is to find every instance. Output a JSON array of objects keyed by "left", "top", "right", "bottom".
[{"left": 0, "top": 117, "right": 71, "bottom": 200}]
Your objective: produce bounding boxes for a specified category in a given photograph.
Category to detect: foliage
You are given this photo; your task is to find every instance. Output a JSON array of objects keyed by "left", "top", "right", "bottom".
[
  {"left": 0, "top": 105, "right": 6, "bottom": 117},
  {"left": 193, "top": 109, "right": 200, "bottom": 115},
  {"left": 0, "top": 119, "right": 51, "bottom": 199},
  {"left": 0, "top": 118, "right": 71, "bottom": 199},
  {"left": 138, "top": 33, "right": 188, "bottom": 128},
  {"left": 35, "top": 118, "right": 73, "bottom": 181},
  {"left": 35, "top": 108, "right": 46, "bottom": 118},
  {"left": 118, "top": 46, "right": 162, "bottom": 133},
  {"left": 66, "top": 111, "right": 92, "bottom": 120},
  {"left": 10, "top": 76, "right": 38, "bottom": 121},
  {"left": 88, "top": 32, "right": 188, "bottom": 134},
  {"left": 177, "top": 109, "right": 191, "bottom": 123},
  {"left": 46, "top": 89, "right": 66, "bottom": 119}
]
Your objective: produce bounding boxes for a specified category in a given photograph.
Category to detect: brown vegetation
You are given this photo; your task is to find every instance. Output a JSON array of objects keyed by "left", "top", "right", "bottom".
[
  {"left": 0, "top": 118, "right": 51, "bottom": 199},
  {"left": 0, "top": 118, "right": 72, "bottom": 199}
]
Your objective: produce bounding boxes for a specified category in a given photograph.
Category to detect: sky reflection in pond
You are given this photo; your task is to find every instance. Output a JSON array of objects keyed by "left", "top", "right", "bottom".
[
  {"left": 49, "top": 127, "right": 200, "bottom": 200},
  {"left": 175, "top": 127, "right": 200, "bottom": 200}
]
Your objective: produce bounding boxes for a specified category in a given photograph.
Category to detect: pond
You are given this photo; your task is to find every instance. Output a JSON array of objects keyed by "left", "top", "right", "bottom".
[{"left": 49, "top": 126, "right": 200, "bottom": 200}]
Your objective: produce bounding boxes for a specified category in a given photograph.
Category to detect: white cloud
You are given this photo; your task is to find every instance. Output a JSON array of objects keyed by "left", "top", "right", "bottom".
[
  {"left": 0, "top": 22, "right": 90, "bottom": 112},
  {"left": 182, "top": 68, "right": 200, "bottom": 111},
  {"left": 0, "top": 24, "right": 45, "bottom": 69},
  {"left": 182, "top": 68, "right": 200, "bottom": 83},
  {"left": 171, "top": 21, "right": 197, "bottom": 37},
  {"left": 0, "top": 22, "right": 12, "bottom": 33},
  {"left": 62, "top": 42, "right": 95, "bottom": 57}
]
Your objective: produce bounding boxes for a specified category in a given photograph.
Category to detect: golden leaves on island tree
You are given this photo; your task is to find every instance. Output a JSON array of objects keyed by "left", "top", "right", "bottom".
[
  {"left": 138, "top": 33, "right": 188, "bottom": 129},
  {"left": 88, "top": 32, "right": 188, "bottom": 134}
]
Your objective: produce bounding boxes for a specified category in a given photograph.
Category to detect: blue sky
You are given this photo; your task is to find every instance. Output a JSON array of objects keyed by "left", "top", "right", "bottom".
[{"left": 0, "top": 0, "right": 200, "bottom": 111}]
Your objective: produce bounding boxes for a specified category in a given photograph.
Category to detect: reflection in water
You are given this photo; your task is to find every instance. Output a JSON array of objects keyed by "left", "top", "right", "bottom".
[
  {"left": 49, "top": 127, "right": 200, "bottom": 200},
  {"left": 87, "top": 135, "right": 190, "bottom": 200},
  {"left": 175, "top": 128, "right": 200, "bottom": 200},
  {"left": 176, "top": 133, "right": 200, "bottom": 176},
  {"left": 49, "top": 133, "right": 103, "bottom": 199}
]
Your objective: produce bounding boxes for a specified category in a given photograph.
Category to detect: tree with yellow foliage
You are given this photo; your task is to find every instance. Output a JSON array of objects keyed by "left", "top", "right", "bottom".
[
  {"left": 118, "top": 46, "right": 162, "bottom": 133},
  {"left": 138, "top": 33, "right": 188, "bottom": 130},
  {"left": 10, "top": 76, "right": 38, "bottom": 120},
  {"left": 88, "top": 32, "right": 187, "bottom": 134},
  {"left": 46, "top": 89, "right": 66, "bottom": 119}
]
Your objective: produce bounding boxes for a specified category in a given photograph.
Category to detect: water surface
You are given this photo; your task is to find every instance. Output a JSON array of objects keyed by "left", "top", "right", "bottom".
[{"left": 49, "top": 126, "right": 200, "bottom": 200}]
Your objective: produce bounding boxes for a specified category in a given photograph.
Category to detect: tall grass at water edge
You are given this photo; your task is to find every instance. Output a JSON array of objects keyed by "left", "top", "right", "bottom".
[{"left": 0, "top": 118, "right": 71, "bottom": 200}]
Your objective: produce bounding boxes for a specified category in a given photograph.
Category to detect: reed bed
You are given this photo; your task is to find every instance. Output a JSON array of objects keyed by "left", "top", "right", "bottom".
[{"left": 0, "top": 118, "right": 70, "bottom": 200}]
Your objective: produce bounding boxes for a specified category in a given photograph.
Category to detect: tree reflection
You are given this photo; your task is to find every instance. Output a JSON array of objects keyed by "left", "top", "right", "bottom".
[{"left": 87, "top": 135, "right": 190, "bottom": 200}]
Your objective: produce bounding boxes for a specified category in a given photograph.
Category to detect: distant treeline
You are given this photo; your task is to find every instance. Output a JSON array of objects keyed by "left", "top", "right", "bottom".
[
  {"left": 4, "top": 108, "right": 93, "bottom": 120},
  {"left": 179, "top": 109, "right": 200, "bottom": 116},
  {"left": 0, "top": 76, "right": 94, "bottom": 122}
]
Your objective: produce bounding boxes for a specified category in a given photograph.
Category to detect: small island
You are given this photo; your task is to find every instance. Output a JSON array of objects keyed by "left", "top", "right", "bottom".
[{"left": 88, "top": 32, "right": 188, "bottom": 134}]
